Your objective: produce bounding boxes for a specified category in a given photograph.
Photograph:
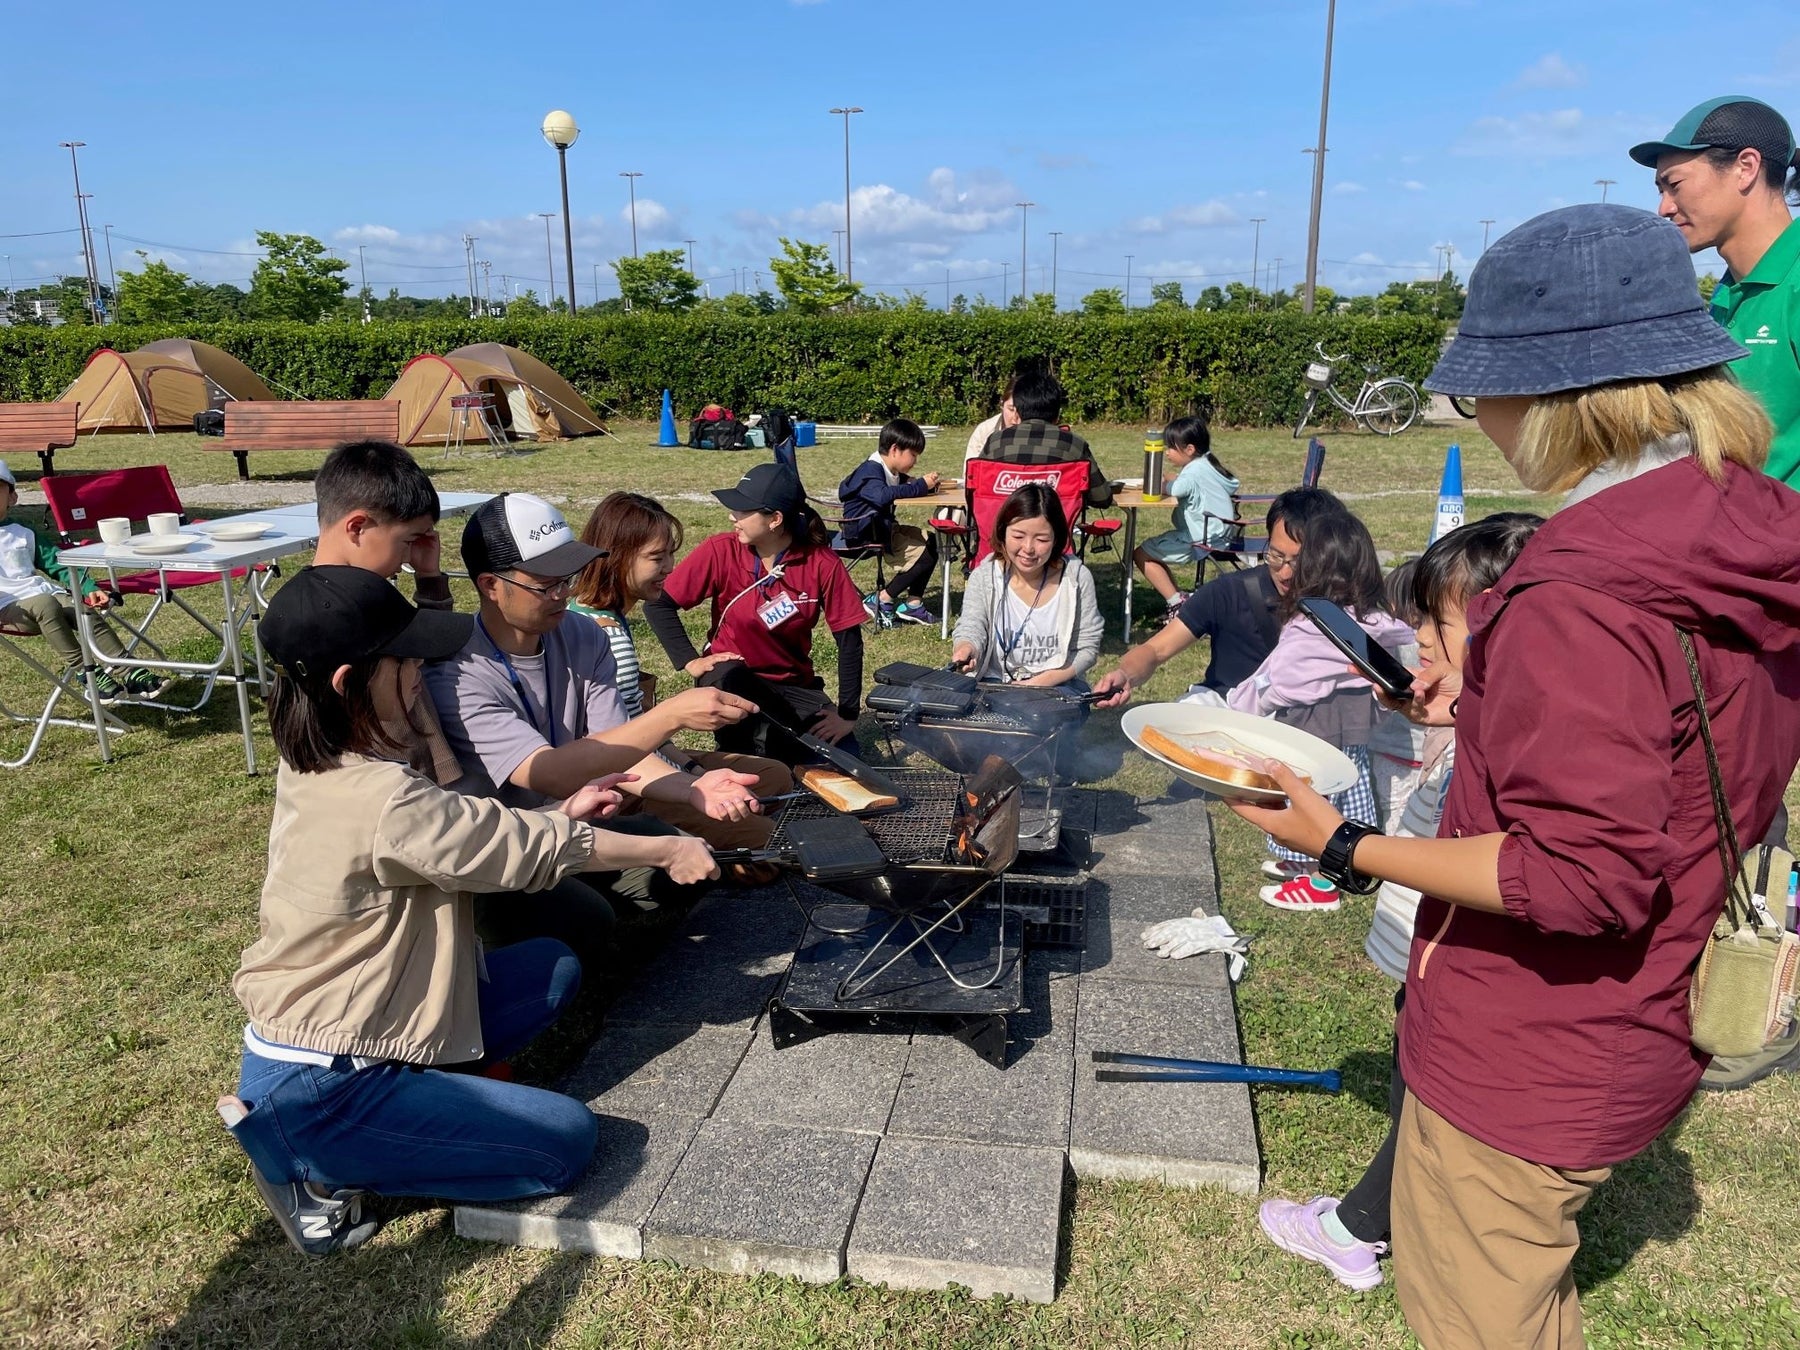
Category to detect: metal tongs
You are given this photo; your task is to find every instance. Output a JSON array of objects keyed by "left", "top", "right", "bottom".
[{"left": 1091, "top": 1051, "right": 1341, "bottom": 1091}]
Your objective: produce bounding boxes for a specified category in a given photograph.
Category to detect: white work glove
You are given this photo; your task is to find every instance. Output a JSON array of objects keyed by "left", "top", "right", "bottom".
[
  {"left": 1177, "top": 684, "right": 1227, "bottom": 708},
  {"left": 1141, "top": 910, "right": 1250, "bottom": 980}
]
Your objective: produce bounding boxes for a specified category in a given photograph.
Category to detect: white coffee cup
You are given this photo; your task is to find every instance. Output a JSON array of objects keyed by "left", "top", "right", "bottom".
[
  {"left": 97, "top": 517, "right": 131, "bottom": 545},
  {"left": 147, "top": 513, "right": 181, "bottom": 536}
]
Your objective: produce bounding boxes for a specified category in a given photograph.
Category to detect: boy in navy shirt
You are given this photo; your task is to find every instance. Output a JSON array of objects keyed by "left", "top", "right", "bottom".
[{"left": 836, "top": 417, "right": 942, "bottom": 626}]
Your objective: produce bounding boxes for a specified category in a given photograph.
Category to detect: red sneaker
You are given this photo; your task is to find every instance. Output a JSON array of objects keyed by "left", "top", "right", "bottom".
[{"left": 1260, "top": 876, "right": 1341, "bottom": 912}]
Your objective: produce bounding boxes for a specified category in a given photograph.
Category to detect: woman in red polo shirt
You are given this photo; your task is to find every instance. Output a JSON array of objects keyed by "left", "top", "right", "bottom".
[{"left": 645, "top": 462, "right": 869, "bottom": 756}]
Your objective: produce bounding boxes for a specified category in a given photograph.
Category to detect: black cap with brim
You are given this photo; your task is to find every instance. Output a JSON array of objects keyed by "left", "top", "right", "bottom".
[
  {"left": 712, "top": 461, "right": 806, "bottom": 518},
  {"left": 261, "top": 565, "right": 471, "bottom": 688}
]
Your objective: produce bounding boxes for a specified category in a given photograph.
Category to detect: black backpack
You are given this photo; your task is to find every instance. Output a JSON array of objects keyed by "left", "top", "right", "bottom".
[{"left": 760, "top": 408, "right": 796, "bottom": 451}]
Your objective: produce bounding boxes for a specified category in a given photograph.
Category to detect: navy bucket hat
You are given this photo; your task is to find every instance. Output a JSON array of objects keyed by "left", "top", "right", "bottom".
[{"left": 1425, "top": 204, "right": 1746, "bottom": 398}]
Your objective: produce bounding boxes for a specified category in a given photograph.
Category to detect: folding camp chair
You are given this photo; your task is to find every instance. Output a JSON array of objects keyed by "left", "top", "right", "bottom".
[
  {"left": 1191, "top": 439, "right": 1326, "bottom": 587},
  {"left": 41, "top": 466, "right": 262, "bottom": 712},
  {"left": 0, "top": 607, "right": 131, "bottom": 768}
]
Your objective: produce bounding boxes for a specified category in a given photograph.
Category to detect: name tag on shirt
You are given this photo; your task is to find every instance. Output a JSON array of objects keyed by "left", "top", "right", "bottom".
[{"left": 757, "top": 592, "right": 799, "bottom": 630}]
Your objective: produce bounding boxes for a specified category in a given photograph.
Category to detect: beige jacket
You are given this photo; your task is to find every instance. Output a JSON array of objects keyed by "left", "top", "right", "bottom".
[{"left": 233, "top": 755, "right": 595, "bottom": 1065}]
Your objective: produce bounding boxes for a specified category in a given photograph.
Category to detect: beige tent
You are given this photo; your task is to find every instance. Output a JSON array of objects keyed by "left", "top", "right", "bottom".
[
  {"left": 58, "top": 339, "right": 274, "bottom": 433},
  {"left": 380, "top": 347, "right": 605, "bottom": 446}
]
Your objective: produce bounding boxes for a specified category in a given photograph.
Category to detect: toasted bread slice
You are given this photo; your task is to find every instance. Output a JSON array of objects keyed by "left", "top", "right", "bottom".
[
  {"left": 1140, "top": 725, "right": 1308, "bottom": 794},
  {"left": 796, "top": 765, "right": 900, "bottom": 814}
]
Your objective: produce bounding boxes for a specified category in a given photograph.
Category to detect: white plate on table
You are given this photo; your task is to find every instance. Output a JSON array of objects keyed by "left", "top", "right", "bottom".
[
  {"left": 1122, "top": 703, "right": 1356, "bottom": 804},
  {"left": 118, "top": 533, "right": 204, "bottom": 556},
  {"left": 200, "top": 520, "right": 275, "bottom": 541}
]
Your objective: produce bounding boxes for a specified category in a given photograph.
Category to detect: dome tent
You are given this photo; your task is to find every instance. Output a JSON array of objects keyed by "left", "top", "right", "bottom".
[
  {"left": 57, "top": 338, "right": 275, "bottom": 433},
  {"left": 381, "top": 345, "right": 605, "bottom": 446}
]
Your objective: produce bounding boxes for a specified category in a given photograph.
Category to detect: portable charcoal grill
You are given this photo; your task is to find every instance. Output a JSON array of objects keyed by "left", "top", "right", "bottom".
[
  {"left": 764, "top": 757, "right": 1027, "bottom": 1066},
  {"left": 871, "top": 670, "right": 1091, "bottom": 856}
]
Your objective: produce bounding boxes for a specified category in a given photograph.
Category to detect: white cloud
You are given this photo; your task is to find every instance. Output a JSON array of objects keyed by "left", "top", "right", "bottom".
[
  {"left": 1400, "top": 180, "right": 1427, "bottom": 191},
  {"left": 1452, "top": 107, "right": 1642, "bottom": 158},
  {"left": 762, "top": 167, "right": 1022, "bottom": 244},
  {"left": 626, "top": 199, "right": 673, "bottom": 234},
  {"left": 1130, "top": 199, "right": 1239, "bottom": 233},
  {"left": 1332, "top": 181, "right": 1367, "bottom": 195},
  {"left": 334, "top": 224, "right": 402, "bottom": 244},
  {"left": 1514, "top": 52, "right": 1586, "bottom": 91}
]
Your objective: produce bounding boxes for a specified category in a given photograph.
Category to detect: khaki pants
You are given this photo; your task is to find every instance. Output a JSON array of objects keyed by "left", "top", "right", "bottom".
[{"left": 1392, "top": 1091, "right": 1611, "bottom": 1350}]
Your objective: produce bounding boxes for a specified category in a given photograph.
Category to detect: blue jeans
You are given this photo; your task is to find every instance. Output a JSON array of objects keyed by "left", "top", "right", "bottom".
[{"left": 228, "top": 938, "right": 598, "bottom": 1203}]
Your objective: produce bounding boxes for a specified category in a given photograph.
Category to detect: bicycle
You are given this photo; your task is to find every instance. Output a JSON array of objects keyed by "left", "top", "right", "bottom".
[{"left": 1293, "top": 340, "right": 1421, "bottom": 437}]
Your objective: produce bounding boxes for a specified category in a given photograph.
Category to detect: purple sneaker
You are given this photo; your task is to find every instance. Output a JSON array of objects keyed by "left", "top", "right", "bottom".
[{"left": 1258, "top": 1196, "right": 1385, "bottom": 1290}]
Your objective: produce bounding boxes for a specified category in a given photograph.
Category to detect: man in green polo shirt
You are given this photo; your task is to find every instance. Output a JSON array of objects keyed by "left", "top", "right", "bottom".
[{"left": 1632, "top": 96, "right": 1800, "bottom": 485}]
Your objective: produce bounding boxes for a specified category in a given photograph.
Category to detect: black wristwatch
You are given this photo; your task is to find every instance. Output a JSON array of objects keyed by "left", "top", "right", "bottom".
[{"left": 1318, "top": 821, "right": 1382, "bottom": 895}]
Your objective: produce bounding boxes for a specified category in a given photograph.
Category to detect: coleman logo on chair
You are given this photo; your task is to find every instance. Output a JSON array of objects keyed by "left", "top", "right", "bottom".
[{"left": 993, "top": 468, "right": 1062, "bottom": 494}]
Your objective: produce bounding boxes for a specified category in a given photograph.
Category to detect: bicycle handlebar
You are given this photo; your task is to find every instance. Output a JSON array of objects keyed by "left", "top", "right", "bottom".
[{"left": 1313, "top": 340, "right": 1350, "bottom": 363}]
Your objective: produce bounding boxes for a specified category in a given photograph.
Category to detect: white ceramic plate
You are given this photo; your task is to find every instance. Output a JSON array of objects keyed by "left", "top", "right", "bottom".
[
  {"left": 202, "top": 520, "right": 274, "bottom": 541},
  {"left": 1121, "top": 703, "right": 1357, "bottom": 804},
  {"left": 122, "top": 533, "right": 204, "bottom": 556}
]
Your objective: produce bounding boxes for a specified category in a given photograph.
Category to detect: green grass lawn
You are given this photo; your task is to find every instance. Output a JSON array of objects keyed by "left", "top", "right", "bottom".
[{"left": 0, "top": 424, "right": 1794, "bottom": 1348}]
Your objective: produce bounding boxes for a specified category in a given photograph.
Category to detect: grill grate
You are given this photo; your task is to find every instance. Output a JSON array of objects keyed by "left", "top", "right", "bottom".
[{"left": 771, "top": 768, "right": 962, "bottom": 863}]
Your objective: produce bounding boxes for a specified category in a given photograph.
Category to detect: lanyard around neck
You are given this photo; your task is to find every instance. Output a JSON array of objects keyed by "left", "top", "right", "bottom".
[
  {"left": 997, "top": 564, "right": 1050, "bottom": 666},
  {"left": 477, "top": 617, "right": 557, "bottom": 748}
]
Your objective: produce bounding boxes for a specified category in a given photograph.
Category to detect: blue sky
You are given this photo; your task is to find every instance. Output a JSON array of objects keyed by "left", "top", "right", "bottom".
[{"left": 5, "top": 0, "right": 1796, "bottom": 307}]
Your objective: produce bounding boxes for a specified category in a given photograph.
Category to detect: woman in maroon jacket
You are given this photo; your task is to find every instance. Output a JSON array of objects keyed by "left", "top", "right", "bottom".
[{"left": 1235, "top": 204, "right": 1800, "bottom": 1348}]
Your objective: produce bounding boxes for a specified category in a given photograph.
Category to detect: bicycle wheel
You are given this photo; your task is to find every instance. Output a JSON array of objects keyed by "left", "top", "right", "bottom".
[
  {"left": 1357, "top": 380, "right": 1420, "bottom": 436},
  {"left": 1449, "top": 395, "right": 1478, "bottom": 419},
  {"left": 1293, "top": 389, "right": 1319, "bottom": 439}
]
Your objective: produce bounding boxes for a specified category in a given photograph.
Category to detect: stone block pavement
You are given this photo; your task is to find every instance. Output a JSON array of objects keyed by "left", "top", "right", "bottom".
[{"left": 456, "top": 781, "right": 1259, "bottom": 1302}]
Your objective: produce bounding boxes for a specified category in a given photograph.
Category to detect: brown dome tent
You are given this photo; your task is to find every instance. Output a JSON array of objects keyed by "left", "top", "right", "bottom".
[
  {"left": 380, "top": 346, "right": 605, "bottom": 447},
  {"left": 57, "top": 339, "right": 275, "bottom": 433}
]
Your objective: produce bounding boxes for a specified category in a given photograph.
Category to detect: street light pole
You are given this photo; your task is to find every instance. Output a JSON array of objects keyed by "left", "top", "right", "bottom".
[
  {"left": 1248, "top": 217, "right": 1266, "bottom": 310},
  {"left": 1015, "top": 202, "right": 1034, "bottom": 303},
  {"left": 1480, "top": 218, "right": 1496, "bottom": 254},
  {"left": 685, "top": 239, "right": 697, "bottom": 275},
  {"left": 1002, "top": 262, "right": 1010, "bottom": 306},
  {"left": 102, "top": 224, "right": 117, "bottom": 309},
  {"left": 1048, "top": 231, "right": 1062, "bottom": 306},
  {"left": 59, "top": 141, "right": 101, "bottom": 323},
  {"left": 619, "top": 172, "right": 642, "bottom": 257},
  {"left": 1594, "top": 178, "right": 1616, "bottom": 202},
  {"left": 833, "top": 229, "right": 845, "bottom": 274},
  {"left": 828, "top": 106, "right": 864, "bottom": 285},
  {"left": 1301, "top": 0, "right": 1337, "bottom": 314},
  {"left": 542, "top": 111, "right": 581, "bottom": 316},
  {"left": 1124, "top": 254, "right": 1133, "bottom": 311},
  {"left": 538, "top": 213, "right": 557, "bottom": 308}
]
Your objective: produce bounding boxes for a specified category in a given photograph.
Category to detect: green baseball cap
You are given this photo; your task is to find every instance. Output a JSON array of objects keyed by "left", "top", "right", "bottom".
[{"left": 1629, "top": 95, "right": 1797, "bottom": 169}]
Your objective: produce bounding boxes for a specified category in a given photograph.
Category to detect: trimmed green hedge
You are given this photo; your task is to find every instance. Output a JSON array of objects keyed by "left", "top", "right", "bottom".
[{"left": 0, "top": 312, "right": 1446, "bottom": 427}]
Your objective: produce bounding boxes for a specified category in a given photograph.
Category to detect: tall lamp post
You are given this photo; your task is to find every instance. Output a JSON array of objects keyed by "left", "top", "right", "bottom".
[
  {"left": 1249, "top": 216, "right": 1266, "bottom": 310},
  {"left": 537, "top": 212, "right": 558, "bottom": 308},
  {"left": 1480, "top": 218, "right": 1496, "bottom": 254},
  {"left": 1594, "top": 178, "right": 1616, "bottom": 202},
  {"left": 59, "top": 141, "right": 101, "bottom": 323},
  {"left": 1124, "top": 254, "right": 1133, "bottom": 311},
  {"left": 619, "top": 171, "right": 642, "bottom": 257},
  {"left": 685, "top": 239, "right": 697, "bottom": 275},
  {"left": 828, "top": 106, "right": 863, "bottom": 285},
  {"left": 1015, "top": 202, "right": 1035, "bottom": 302},
  {"left": 541, "top": 111, "right": 580, "bottom": 316},
  {"left": 1048, "top": 231, "right": 1062, "bottom": 306},
  {"left": 1301, "top": 0, "right": 1337, "bottom": 314}
]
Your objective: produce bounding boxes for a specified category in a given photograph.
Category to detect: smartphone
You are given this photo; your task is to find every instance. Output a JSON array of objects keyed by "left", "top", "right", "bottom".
[{"left": 1298, "top": 597, "right": 1418, "bottom": 701}]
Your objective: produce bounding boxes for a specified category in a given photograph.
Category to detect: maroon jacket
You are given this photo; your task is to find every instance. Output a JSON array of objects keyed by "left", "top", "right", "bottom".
[{"left": 1401, "top": 456, "right": 1800, "bottom": 1168}]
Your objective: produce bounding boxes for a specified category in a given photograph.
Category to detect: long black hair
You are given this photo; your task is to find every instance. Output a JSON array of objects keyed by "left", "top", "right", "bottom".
[
  {"left": 1411, "top": 512, "right": 1546, "bottom": 624},
  {"left": 267, "top": 658, "right": 409, "bottom": 774},
  {"left": 1281, "top": 509, "right": 1386, "bottom": 621}
]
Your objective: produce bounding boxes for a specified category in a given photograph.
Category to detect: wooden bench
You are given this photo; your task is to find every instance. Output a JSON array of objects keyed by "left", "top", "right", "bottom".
[
  {"left": 0, "top": 402, "right": 80, "bottom": 476},
  {"left": 215, "top": 400, "right": 403, "bottom": 479}
]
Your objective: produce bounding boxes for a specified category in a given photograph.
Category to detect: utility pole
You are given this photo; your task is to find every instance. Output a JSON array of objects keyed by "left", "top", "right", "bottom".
[
  {"left": 685, "top": 239, "right": 697, "bottom": 275},
  {"left": 593, "top": 263, "right": 601, "bottom": 309},
  {"left": 102, "top": 224, "right": 117, "bottom": 313},
  {"left": 1249, "top": 217, "right": 1266, "bottom": 310},
  {"left": 1048, "top": 231, "right": 1062, "bottom": 305},
  {"left": 1124, "top": 254, "right": 1133, "bottom": 311},
  {"left": 619, "top": 171, "right": 643, "bottom": 257},
  {"left": 358, "top": 245, "right": 370, "bottom": 323},
  {"left": 481, "top": 260, "right": 492, "bottom": 315},
  {"left": 463, "top": 234, "right": 478, "bottom": 317},
  {"left": 538, "top": 213, "right": 557, "bottom": 307},
  {"left": 828, "top": 106, "right": 864, "bottom": 285},
  {"left": 1002, "top": 261, "right": 1010, "bottom": 306},
  {"left": 1480, "top": 218, "right": 1496, "bottom": 254},
  {"left": 1273, "top": 257, "right": 1283, "bottom": 297},
  {"left": 1300, "top": 0, "right": 1337, "bottom": 313},
  {"left": 1595, "top": 178, "right": 1616, "bottom": 202},
  {"left": 1016, "top": 202, "right": 1034, "bottom": 303},
  {"left": 59, "top": 141, "right": 101, "bottom": 323}
]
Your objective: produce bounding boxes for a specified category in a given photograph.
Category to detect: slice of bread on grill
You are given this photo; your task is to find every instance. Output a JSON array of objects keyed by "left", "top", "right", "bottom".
[
  {"left": 1139, "top": 725, "right": 1310, "bottom": 795},
  {"left": 796, "top": 765, "right": 900, "bottom": 814}
]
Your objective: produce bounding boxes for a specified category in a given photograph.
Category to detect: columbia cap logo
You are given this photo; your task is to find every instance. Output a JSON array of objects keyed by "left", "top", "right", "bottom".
[{"left": 502, "top": 493, "right": 575, "bottom": 562}]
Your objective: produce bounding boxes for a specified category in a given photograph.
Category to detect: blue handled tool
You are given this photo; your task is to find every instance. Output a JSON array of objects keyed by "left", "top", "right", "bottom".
[{"left": 1092, "top": 1051, "right": 1341, "bottom": 1092}]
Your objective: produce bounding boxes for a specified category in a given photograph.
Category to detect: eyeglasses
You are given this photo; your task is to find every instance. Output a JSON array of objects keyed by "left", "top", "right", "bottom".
[
  {"left": 1266, "top": 547, "right": 1301, "bottom": 573},
  {"left": 495, "top": 572, "right": 576, "bottom": 599}
]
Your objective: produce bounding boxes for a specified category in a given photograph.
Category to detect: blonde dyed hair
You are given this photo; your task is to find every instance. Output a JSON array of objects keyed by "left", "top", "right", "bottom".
[{"left": 1511, "top": 369, "right": 1772, "bottom": 493}]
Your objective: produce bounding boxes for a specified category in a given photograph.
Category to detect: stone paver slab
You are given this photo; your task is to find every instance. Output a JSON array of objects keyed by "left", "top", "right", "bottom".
[
  {"left": 644, "top": 1120, "right": 878, "bottom": 1282},
  {"left": 1082, "top": 908, "right": 1232, "bottom": 991},
  {"left": 606, "top": 893, "right": 805, "bottom": 1028},
  {"left": 559, "top": 1023, "right": 755, "bottom": 1121},
  {"left": 712, "top": 1018, "right": 910, "bottom": 1134},
  {"left": 887, "top": 970, "right": 1076, "bottom": 1149},
  {"left": 847, "top": 1138, "right": 1066, "bottom": 1303},
  {"left": 454, "top": 1111, "right": 700, "bottom": 1259},
  {"left": 1069, "top": 980, "right": 1259, "bottom": 1194}
]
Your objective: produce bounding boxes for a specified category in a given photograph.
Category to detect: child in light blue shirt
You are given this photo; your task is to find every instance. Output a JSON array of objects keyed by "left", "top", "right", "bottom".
[{"left": 1132, "top": 415, "right": 1240, "bottom": 620}]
